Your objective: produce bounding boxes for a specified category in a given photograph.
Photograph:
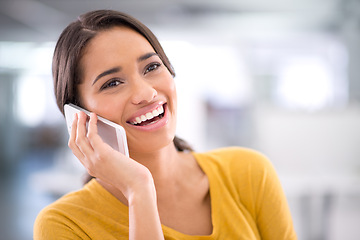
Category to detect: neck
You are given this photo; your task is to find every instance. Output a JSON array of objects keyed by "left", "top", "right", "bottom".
[
  {"left": 96, "top": 141, "right": 184, "bottom": 206},
  {"left": 96, "top": 142, "right": 200, "bottom": 209},
  {"left": 129, "top": 142, "right": 180, "bottom": 184}
]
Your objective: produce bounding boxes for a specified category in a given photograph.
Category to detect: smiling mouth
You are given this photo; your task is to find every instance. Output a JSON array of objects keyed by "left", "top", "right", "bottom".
[{"left": 128, "top": 104, "right": 165, "bottom": 126}]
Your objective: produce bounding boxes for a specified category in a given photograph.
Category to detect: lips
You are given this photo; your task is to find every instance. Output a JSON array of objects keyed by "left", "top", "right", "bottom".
[
  {"left": 126, "top": 102, "right": 168, "bottom": 128},
  {"left": 129, "top": 104, "right": 164, "bottom": 126}
]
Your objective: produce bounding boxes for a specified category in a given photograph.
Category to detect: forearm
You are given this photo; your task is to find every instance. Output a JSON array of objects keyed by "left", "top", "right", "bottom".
[{"left": 128, "top": 177, "right": 164, "bottom": 240}]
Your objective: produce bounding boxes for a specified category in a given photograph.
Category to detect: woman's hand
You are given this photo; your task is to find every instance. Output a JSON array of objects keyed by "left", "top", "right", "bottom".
[
  {"left": 68, "top": 111, "right": 151, "bottom": 198},
  {"left": 68, "top": 111, "right": 164, "bottom": 239}
]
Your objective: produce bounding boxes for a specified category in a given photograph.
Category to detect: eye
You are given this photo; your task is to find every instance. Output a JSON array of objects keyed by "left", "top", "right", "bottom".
[
  {"left": 100, "top": 78, "right": 123, "bottom": 90},
  {"left": 144, "top": 62, "right": 161, "bottom": 74}
]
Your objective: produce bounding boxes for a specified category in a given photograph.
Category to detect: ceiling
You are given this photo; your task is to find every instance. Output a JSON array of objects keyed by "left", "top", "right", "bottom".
[{"left": 0, "top": 0, "right": 356, "bottom": 42}]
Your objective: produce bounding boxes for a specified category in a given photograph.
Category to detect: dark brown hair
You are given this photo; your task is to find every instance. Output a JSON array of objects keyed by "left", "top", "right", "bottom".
[{"left": 53, "top": 10, "right": 192, "bottom": 155}]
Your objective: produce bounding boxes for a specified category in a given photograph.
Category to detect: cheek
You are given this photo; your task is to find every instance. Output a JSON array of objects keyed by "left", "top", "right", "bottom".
[
  {"left": 84, "top": 96, "right": 126, "bottom": 123},
  {"left": 162, "top": 74, "right": 177, "bottom": 101},
  {"left": 83, "top": 96, "right": 105, "bottom": 113},
  {"left": 169, "top": 80, "right": 177, "bottom": 108}
]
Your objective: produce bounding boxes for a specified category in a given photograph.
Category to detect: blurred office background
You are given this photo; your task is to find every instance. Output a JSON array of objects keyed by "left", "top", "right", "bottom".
[{"left": 1, "top": 0, "right": 360, "bottom": 239}]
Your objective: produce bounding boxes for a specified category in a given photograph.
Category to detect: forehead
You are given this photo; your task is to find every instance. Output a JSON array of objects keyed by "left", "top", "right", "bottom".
[{"left": 82, "top": 26, "right": 154, "bottom": 60}]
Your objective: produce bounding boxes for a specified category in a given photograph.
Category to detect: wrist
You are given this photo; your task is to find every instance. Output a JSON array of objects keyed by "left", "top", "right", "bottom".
[{"left": 127, "top": 173, "right": 157, "bottom": 206}]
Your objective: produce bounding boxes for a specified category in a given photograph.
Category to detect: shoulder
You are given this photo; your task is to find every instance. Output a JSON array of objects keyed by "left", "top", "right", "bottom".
[
  {"left": 34, "top": 180, "right": 99, "bottom": 238},
  {"left": 34, "top": 179, "right": 129, "bottom": 239},
  {"left": 194, "top": 146, "right": 272, "bottom": 171},
  {"left": 33, "top": 190, "right": 86, "bottom": 239},
  {"left": 193, "top": 146, "right": 278, "bottom": 188},
  {"left": 34, "top": 184, "right": 92, "bottom": 223}
]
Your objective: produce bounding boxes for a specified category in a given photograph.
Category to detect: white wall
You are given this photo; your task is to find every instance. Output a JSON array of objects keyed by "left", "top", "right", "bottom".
[{"left": 254, "top": 105, "right": 360, "bottom": 177}]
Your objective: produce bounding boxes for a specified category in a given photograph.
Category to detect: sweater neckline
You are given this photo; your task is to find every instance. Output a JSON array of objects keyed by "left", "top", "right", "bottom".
[{"left": 87, "top": 151, "right": 217, "bottom": 239}]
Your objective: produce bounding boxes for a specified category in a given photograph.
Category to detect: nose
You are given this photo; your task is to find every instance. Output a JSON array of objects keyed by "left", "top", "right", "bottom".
[{"left": 130, "top": 77, "right": 158, "bottom": 105}]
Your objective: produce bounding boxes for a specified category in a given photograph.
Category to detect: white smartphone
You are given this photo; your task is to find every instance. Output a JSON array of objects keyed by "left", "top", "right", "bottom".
[{"left": 64, "top": 103, "right": 129, "bottom": 157}]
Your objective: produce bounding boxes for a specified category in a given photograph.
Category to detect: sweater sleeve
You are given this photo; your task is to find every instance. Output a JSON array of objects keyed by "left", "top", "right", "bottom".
[
  {"left": 33, "top": 206, "right": 86, "bottom": 240},
  {"left": 250, "top": 153, "right": 297, "bottom": 240}
]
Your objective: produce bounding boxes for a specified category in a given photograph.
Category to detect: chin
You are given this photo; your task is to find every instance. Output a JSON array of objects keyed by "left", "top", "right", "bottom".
[{"left": 128, "top": 131, "right": 176, "bottom": 155}]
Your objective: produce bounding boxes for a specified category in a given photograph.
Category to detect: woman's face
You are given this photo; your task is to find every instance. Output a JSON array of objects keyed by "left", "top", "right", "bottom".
[{"left": 77, "top": 26, "right": 177, "bottom": 154}]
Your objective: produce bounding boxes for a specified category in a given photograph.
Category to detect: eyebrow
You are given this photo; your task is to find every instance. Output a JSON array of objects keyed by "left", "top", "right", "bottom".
[
  {"left": 137, "top": 52, "right": 158, "bottom": 62},
  {"left": 92, "top": 52, "right": 158, "bottom": 86},
  {"left": 92, "top": 67, "right": 121, "bottom": 86}
]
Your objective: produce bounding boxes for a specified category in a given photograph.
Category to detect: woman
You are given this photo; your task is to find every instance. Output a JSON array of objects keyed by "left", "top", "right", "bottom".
[{"left": 34, "top": 9, "right": 297, "bottom": 240}]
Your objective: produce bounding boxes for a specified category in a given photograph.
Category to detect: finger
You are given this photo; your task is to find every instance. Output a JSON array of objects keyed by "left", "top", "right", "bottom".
[
  {"left": 69, "top": 112, "right": 78, "bottom": 145},
  {"left": 76, "top": 111, "right": 88, "bottom": 138},
  {"left": 87, "top": 113, "right": 107, "bottom": 149},
  {"left": 75, "top": 111, "right": 95, "bottom": 156},
  {"left": 87, "top": 112, "right": 99, "bottom": 138},
  {"left": 68, "top": 113, "right": 85, "bottom": 162}
]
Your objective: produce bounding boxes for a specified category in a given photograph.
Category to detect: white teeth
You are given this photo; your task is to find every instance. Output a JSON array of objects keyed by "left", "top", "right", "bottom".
[
  {"left": 152, "top": 109, "right": 159, "bottom": 116},
  {"left": 158, "top": 105, "right": 164, "bottom": 114},
  {"left": 145, "top": 112, "right": 153, "bottom": 120},
  {"left": 131, "top": 105, "right": 164, "bottom": 125}
]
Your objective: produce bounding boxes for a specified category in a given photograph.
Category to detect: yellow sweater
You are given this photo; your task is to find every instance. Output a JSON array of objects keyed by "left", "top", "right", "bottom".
[{"left": 34, "top": 147, "right": 297, "bottom": 239}]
